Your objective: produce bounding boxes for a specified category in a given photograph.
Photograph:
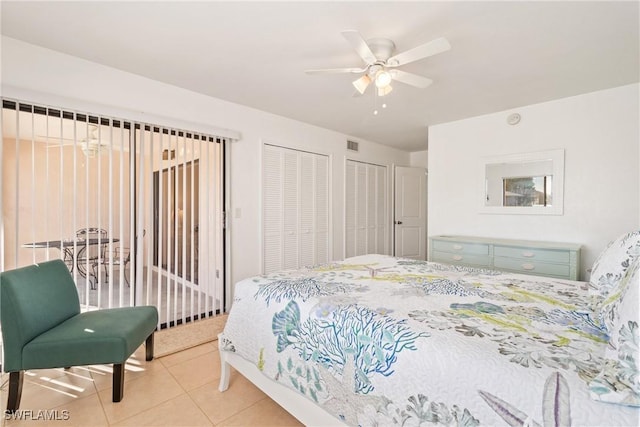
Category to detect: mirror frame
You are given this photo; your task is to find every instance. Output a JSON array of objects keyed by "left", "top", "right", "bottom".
[{"left": 480, "top": 149, "right": 565, "bottom": 215}]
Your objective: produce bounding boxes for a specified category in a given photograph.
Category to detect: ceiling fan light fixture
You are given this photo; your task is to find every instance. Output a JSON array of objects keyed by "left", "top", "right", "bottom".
[
  {"left": 352, "top": 74, "right": 371, "bottom": 94},
  {"left": 374, "top": 69, "right": 392, "bottom": 88},
  {"left": 377, "top": 85, "right": 393, "bottom": 97}
]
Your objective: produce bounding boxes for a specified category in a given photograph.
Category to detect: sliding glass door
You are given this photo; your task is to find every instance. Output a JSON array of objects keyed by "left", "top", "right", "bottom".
[{"left": 1, "top": 99, "right": 226, "bottom": 329}]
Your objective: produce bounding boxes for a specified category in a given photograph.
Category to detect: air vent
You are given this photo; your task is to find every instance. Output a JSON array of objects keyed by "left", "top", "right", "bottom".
[{"left": 347, "top": 140, "right": 359, "bottom": 152}]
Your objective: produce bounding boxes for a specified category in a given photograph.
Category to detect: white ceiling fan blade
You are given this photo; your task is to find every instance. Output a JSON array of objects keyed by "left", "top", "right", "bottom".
[
  {"left": 38, "top": 125, "right": 100, "bottom": 143},
  {"left": 45, "top": 140, "right": 91, "bottom": 149},
  {"left": 44, "top": 140, "right": 79, "bottom": 148},
  {"left": 387, "top": 37, "right": 451, "bottom": 67},
  {"left": 37, "top": 135, "right": 76, "bottom": 142},
  {"left": 390, "top": 70, "right": 433, "bottom": 88},
  {"left": 305, "top": 67, "right": 366, "bottom": 75},
  {"left": 341, "top": 30, "right": 377, "bottom": 65}
]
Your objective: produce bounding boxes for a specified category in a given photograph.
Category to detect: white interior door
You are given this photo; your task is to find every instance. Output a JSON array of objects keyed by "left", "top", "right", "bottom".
[{"left": 394, "top": 166, "right": 427, "bottom": 259}]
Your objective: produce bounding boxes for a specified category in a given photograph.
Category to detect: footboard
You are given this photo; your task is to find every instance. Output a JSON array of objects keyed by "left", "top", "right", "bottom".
[{"left": 217, "top": 335, "right": 345, "bottom": 426}]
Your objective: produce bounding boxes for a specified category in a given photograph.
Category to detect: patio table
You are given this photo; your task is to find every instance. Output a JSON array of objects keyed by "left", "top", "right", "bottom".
[{"left": 22, "top": 238, "right": 120, "bottom": 280}]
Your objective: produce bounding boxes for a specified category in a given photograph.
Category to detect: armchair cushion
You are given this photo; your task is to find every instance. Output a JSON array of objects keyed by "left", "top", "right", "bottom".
[{"left": 22, "top": 306, "right": 158, "bottom": 370}]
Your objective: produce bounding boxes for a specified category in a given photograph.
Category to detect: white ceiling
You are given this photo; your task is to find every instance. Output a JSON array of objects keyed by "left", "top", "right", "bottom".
[{"left": 1, "top": 1, "right": 638, "bottom": 152}]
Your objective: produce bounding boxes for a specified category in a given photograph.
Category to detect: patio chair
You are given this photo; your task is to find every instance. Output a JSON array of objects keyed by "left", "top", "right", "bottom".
[
  {"left": 76, "top": 227, "right": 107, "bottom": 289},
  {"left": 0, "top": 259, "right": 158, "bottom": 412},
  {"left": 98, "top": 230, "right": 146, "bottom": 287},
  {"left": 99, "top": 245, "right": 132, "bottom": 286}
]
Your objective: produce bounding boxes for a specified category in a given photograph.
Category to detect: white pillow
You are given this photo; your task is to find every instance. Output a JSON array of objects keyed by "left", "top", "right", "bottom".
[
  {"left": 589, "top": 231, "right": 640, "bottom": 298},
  {"left": 589, "top": 259, "right": 640, "bottom": 407}
]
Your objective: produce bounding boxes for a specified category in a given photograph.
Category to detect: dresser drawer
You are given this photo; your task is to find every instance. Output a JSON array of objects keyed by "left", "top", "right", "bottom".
[
  {"left": 432, "top": 251, "right": 492, "bottom": 268},
  {"left": 429, "top": 235, "right": 581, "bottom": 280},
  {"left": 432, "top": 240, "right": 490, "bottom": 255},
  {"left": 493, "top": 257, "right": 570, "bottom": 278},
  {"left": 494, "top": 245, "right": 570, "bottom": 263}
]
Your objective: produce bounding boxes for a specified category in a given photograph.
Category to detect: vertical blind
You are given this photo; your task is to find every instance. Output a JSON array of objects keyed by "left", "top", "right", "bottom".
[{"left": 0, "top": 99, "right": 226, "bottom": 328}]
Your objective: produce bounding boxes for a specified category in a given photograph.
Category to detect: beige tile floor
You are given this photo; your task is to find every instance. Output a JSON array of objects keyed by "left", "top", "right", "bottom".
[{"left": 0, "top": 342, "right": 303, "bottom": 426}]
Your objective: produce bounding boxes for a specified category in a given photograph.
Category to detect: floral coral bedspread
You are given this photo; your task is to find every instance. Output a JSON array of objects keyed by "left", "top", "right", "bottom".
[{"left": 220, "top": 254, "right": 639, "bottom": 426}]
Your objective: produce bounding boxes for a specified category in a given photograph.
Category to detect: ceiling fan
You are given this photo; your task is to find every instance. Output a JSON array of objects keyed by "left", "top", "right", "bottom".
[
  {"left": 305, "top": 30, "right": 451, "bottom": 96},
  {"left": 44, "top": 124, "right": 110, "bottom": 158}
]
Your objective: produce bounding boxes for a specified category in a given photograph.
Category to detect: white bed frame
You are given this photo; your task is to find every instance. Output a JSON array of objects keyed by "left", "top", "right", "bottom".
[{"left": 218, "top": 335, "right": 347, "bottom": 426}]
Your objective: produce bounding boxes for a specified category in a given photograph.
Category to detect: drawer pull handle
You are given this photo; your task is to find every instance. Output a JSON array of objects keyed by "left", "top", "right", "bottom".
[
  {"left": 522, "top": 251, "right": 535, "bottom": 258},
  {"left": 522, "top": 263, "right": 535, "bottom": 270},
  {"left": 453, "top": 244, "right": 463, "bottom": 250},
  {"left": 452, "top": 255, "right": 463, "bottom": 261}
]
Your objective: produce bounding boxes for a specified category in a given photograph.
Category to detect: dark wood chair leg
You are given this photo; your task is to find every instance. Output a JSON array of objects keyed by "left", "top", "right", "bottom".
[
  {"left": 112, "top": 363, "right": 124, "bottom": 402},
  {"left": 145, "top": 333, "right": 154, "bottom": 361},
  {"left": 7, "top": 371, "right": 24, "bottom": 412}
]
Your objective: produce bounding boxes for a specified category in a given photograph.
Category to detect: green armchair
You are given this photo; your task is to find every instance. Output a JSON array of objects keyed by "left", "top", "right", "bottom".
[{"left": 0, "top": 259, "right": 158, "bottom": 412}]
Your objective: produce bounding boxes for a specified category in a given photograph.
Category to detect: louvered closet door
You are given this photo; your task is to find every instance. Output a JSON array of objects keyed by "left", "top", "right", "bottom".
[
  {"left": 345, "top": 160, "right": 388, "bottom": 257},
  {"left": 345, "top": 161, "right": 357, "bottom": 258},
  {"left": 262, "top": 144, "right": 329, "bottom": 274},
  {"left": 263, "top": 146, "right": 283, "bottom": 273},
  {"left": 282, "top": 149, "right": 299, "bottom": 270},
  {"left": 315, "top": 155, "right": 329, "bottom": 264}
]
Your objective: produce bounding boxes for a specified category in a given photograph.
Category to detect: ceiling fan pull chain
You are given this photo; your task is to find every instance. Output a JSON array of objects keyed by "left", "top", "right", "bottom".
[{"left": 373, "top": 87, "right": 378, "bottom": 116}]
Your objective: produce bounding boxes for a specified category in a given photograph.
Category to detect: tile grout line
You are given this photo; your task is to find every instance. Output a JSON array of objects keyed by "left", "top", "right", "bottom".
[{"left": 158, "top": 353, "right": 217, "bottom": 426}]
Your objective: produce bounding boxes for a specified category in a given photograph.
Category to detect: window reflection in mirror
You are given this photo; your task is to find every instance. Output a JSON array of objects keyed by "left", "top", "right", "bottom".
[
  {"left": 485, "top": 159, "right": 554, "bottom": 207},
  {"left": 481, "top": 149, "right": 564, "bottom": 215},
  {"left": 503, "top": 175, "right": 552, "bottom": 207}
]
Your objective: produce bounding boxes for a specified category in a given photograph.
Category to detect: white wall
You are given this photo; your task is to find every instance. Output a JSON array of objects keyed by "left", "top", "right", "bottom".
[
  {"left": 428, "top": 84, "right": 640, "bottom": 280},
  {"left": 410, "top": 150, "right": 428, "bottom": 169},
  {"left": 1, "top": 37, "right": 411, "bottom": 303}
]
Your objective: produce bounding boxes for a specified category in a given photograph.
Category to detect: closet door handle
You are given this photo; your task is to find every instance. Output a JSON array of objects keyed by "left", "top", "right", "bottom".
[{"left": 394, "top": 221, "right": 403, "bottom": 225}]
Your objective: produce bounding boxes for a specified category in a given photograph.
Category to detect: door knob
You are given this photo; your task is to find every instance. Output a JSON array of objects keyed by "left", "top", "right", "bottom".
[{"left": 394, "top": 221, "right": 403, "bottom": 225}]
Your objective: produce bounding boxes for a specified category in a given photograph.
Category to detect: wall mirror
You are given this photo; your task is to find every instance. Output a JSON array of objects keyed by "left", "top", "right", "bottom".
[{"left": 480, "top": 149, "right": 565, "bottom": 215}]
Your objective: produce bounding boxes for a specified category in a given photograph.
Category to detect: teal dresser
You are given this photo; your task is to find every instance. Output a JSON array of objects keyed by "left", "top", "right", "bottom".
[{"left": 429, "top": 235, "right": 581, "bottom": 280}]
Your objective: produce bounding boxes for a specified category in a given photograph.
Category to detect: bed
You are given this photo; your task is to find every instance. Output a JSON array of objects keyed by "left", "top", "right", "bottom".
[{"left": 219, "top": 233, "right": 640, "bottom": 426}]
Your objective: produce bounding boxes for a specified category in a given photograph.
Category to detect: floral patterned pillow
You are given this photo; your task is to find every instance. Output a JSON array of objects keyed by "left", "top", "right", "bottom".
[
  {"left": 589, "top": 230, "right": 640, "bottom": 298},
  {"left": 589, "top": 259, "right": 640, "bottom": 407}
]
